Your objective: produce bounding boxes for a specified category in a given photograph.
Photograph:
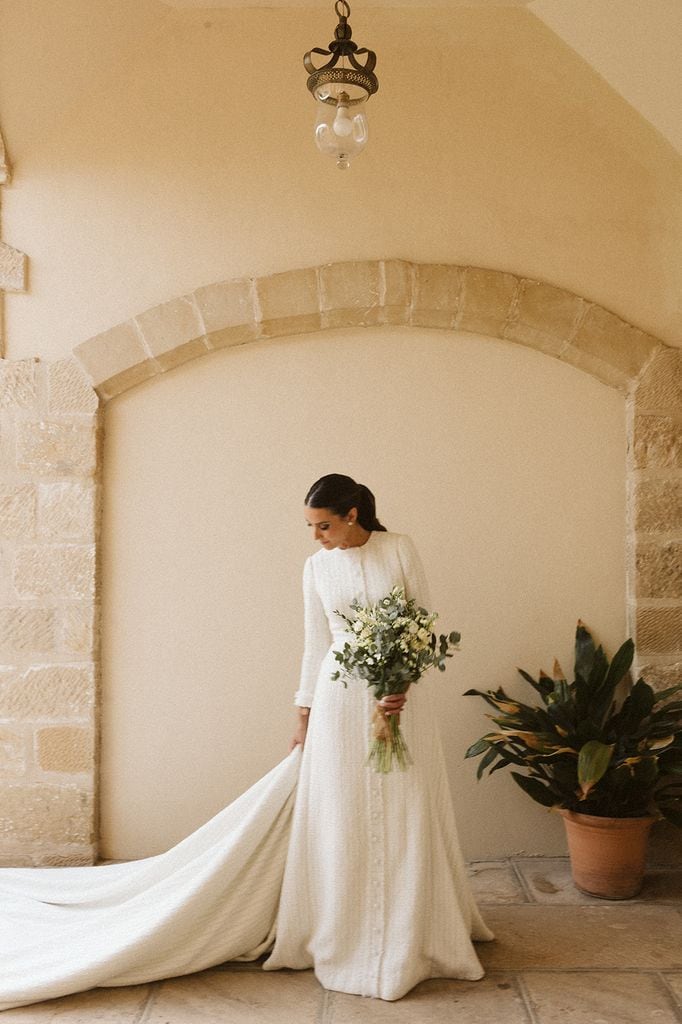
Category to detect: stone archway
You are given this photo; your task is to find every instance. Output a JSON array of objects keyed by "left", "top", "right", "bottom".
[
  {"left": 72, "top": 261, "right": 661, "bottom": 400},
  {"left": 0, "top": 260, "right": 679, "bottom": 865}
]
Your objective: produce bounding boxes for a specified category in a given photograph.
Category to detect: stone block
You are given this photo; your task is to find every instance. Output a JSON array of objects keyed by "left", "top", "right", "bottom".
[
  {"left": 516, "top": 279, "right": 584, "bottom": 332},
  {"left": 638, "top": 661, "right": 682, "bottom": 692},
  {"left": 0, "top": 725, "right": 26, "bottom": 777},
  {"left": 410, "top": 263, "right": 462, "bottom": 328},
  {"left": 202, "top": 323, "right": 259, "bottom": 351},
  {"left": 73, "top": 321, "right": 154, "bottom": 389},
  {"left": 37, "top": 725, "right": 94, "bottom": 773},
  {"left": 468, "top": 860, "right": 527, "bottom": 904},
  {"left": 382, "top": 259, "right": 413, "bottom": 324},
  {"left": 38, "top": 481, "right": 97, "bottom": 540},
  {"left": 257, "top": 268, "right": 319, "bottom": 321},
  {"left": 318, "top": 975, "right": 526, "bottom": 1024},
  {"left": 47, "top": 358, "right": 99, "bottom": 415},
  {"left": 634, "top": 478, "right": 682, "bottom": 533},
  {"left": 636, "top": 607, "right": 682, "bottom": 654},
  {"left": 16, "top": 419, "right": 98, "bottom": 476},
  {"left": 0, "top": 483, "right": 36, "bottom": 538},
  {"left": 31, "top": 850, "right": 96, "bottom": 866},
  {"left": 320, "top": 261, "right": 382, "bottom": 328},
  {"left": 153, "top": 339, "right": 211, "bottom": 372},
  {"left": 61, "top": 602, "right": 98, "bottom": 656},
  {"left": 572, "top": 305, "right": 661, "bottom": 380},
  {"left": 503, "top": 320, "right": 569, "bottom": 358},
  {"left": 636, "top": 347, "right": 682, "bottom": 412},
  {"left": 0, "top": 359, "right": 37, "bottom": 410},
  {"left": 636, "top": 540, "right": 682, "bottom": 598},
  {"left": 522, "top": 972, "right": 679, "bottom": 1024},
  {"left": 383, "top": 259, "right": 412, "bottom": 305},
  {"left": 506, "top": 280, "right": 584, "bottom": 357},
  {"left": 194, "top": 278, "right": 257, "bottom": 350},
  {"left": 96, "top": 361, "right": 158, "bottom": 400},
  {"left": 135, "top": 295, "right": 207, "bottom": 359},
  {"left": 13, "top": 544, "right": 96, "bottom": 600},
  {"left": 558, "top": 346, "right": 631, "bottom": 391},
  {"left": 458, "top": 267, "right": 518, "bottom": 336},
  {"left": 0, "top": 663, "right": 95, "bottom": 720},
  {"left": 0, "top": 242, "right": 27, "bottom": 292},
  {"left": 257, "top": 268, "right": 323, "bottom": 333},
  {"left": 480, "top": 904, "right": 682, "bottom": 970},
  {"left": 633, "top": 414, "right": 682, "bottom": 470},
  {"left": 148, "top": 970, "right": 323, "bottom": 1024},
  {"left": 0, "top": 783, "right": 94, "bottom": 843},
  {"left": 0, "top": 607, "right": 58, "bottom": 655}
]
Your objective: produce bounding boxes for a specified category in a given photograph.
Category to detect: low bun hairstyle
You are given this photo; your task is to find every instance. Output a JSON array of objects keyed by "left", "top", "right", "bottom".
[{"left": 305, "top": 474, "right": 387, "bottom": 533}]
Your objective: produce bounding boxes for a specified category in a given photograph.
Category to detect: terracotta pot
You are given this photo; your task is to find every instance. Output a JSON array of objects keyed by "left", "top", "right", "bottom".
[{"left": 559, "top": 809, "right": 657, "bottom": 900}]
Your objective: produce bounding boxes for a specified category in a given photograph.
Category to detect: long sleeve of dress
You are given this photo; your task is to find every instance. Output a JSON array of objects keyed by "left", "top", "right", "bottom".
[
  {"left": 293, "top": 556, "right": 331, "bottom": 707},
  {"left": 396, "top": 533, "right": 431, "bottom": 610}
]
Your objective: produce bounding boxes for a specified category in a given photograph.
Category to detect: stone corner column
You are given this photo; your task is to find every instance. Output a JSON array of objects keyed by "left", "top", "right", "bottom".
[
  {"left": 627, "top": 346, "right": 682, "bottom": 866},
  {"left": 0, "top": 357, "right": 101, "bottom": 866}
]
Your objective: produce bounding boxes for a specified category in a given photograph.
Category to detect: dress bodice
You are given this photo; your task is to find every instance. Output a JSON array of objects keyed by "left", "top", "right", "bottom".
[{"left": 294, "top": 532, "right": 430, "bottom": 707}]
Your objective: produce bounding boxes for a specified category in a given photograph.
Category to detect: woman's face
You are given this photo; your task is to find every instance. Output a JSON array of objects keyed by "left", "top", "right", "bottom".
[{"left": 304, "top": 505, "right": 357, "bottom": 550}]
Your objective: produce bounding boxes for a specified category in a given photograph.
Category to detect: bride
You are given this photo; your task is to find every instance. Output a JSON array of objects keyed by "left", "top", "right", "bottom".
[{"left": 0, "top": 473, "right": 492, "bottom": 1011}]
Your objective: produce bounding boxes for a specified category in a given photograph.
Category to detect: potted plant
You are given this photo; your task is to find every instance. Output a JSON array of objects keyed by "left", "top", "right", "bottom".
[{"left": 464, "top": 621, "right": 682, "bottom": 899}]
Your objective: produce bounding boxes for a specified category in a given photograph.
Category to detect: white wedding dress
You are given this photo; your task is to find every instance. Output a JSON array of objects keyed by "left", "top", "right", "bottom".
[{"left": 0, "top": 531, "right": 492, "bottom": 1010}]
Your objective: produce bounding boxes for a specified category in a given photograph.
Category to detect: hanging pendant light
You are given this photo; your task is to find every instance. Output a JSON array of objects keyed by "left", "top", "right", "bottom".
[{"left": 303, "top": 1, "right": 378, "bottom": 170}]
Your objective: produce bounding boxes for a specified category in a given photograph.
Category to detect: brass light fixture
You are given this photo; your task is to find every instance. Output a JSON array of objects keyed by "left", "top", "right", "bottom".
[{"left": 303, "top": 1, "right": 378, "bottom": 170}]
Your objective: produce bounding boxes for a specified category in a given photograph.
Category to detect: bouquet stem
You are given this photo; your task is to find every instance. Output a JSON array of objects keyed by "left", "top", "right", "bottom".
[{"left": 367, "top": 705, "right": 413, "bottom": 773}]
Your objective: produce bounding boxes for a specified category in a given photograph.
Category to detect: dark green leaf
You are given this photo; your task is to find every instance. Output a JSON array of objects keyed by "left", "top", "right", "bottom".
[
  {"left": 477, "top": 746, "right": 499, "bottom": 780},
  {"left": 510, "top": 771, "right": 558, "bottom": 807},
  {"left": 578, "top": 740, "right": 614, "bottom": 795},
  {"left": 574, "top": 621, "right": 596, "bottom": 682},
  {"left": 465, "top": 737, "right": 492, "bottom": 758}
]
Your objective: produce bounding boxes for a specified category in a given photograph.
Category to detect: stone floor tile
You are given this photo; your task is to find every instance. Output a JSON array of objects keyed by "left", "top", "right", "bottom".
[
  {"left": 328, "top": 974, "right": 529, "bottom": 1023},
  {"left": 522, "top": 971, "right": 680, "bottom": 1024},
  {"left": 664, "top": 973, "right": 682, "bottom": 1006},
  {"left": 639, "top": 868, "right": 682, "bottom": 902},
  {"left": 144, "top": 968, "right": 322, "bottom": 1024},
  {"left": 515, "top": 859, "right": 682, "bottom": 905},
  {"left": 468, "top": 861, "right": 527, "bottom": 904},
  {"left": 478, "top": 906, "right": 682, "bottom": 971},
  {"left": 0, "top": 984, "right": 151, "bottom": 1022},
  {"left": 514, "top": 858, "right": 600, "bottom": 904}
]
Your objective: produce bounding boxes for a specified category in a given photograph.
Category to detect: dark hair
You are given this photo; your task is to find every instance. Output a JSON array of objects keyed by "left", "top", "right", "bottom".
[{"left": 305, "top": 474, "right": 387, "bottom": 533}]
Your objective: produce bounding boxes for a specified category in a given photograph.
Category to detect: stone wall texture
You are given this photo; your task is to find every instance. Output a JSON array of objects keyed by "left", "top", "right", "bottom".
[
  {"left": 1, "top": 262, "right": 679, "bottom": 865},
  {"left": 629, "top": 348, "right": 682, "bottom": 683},
  {"left": 0, "top": 357, "right": 99, "bottom": 865}
]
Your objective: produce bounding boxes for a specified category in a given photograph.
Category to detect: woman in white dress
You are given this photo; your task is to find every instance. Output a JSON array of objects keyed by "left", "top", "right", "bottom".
[
  {"left": 0, "top": 474, "right": 491, "bottom": 1010},
  {"left": 264, "top": 474, "right": 492, "bottom": 999}
]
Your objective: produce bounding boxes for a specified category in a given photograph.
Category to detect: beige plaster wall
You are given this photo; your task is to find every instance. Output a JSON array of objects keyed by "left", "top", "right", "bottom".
[
  {"left": 0, "top": 2, "right": 678, "bottom": 863},
  {"left": 0, "top": 2, "right": 680, "bottom": 361},
  {"left": 101, "top": 327, "right": 626, "bottom": 861}
]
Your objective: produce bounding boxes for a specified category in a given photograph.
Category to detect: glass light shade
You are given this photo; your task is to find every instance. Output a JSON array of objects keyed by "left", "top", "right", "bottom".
[
  {"left": 313, "top": 80, "right": 368, "bottom": 105},
  {"left": 314, "top": 96, "right": 368, "bottom": 170}
]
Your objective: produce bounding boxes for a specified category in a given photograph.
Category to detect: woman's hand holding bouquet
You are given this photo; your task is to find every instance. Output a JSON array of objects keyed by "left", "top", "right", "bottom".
[{"left": 332, "top": 586, "right": 460, "bottom": 773}]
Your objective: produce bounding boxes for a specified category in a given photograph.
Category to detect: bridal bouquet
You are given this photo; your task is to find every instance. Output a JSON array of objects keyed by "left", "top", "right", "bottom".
[{"left": 331, "top": 586, "right": 461, "bottom": 773}]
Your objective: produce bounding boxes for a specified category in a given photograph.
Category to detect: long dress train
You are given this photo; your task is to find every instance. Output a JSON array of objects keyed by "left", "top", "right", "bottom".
[
  {"left": 0, "top": 531, "right": 492, "bottom": 1010},
  {"left": 0, "top": 753, "right": 300, "bottom": 1010}
]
